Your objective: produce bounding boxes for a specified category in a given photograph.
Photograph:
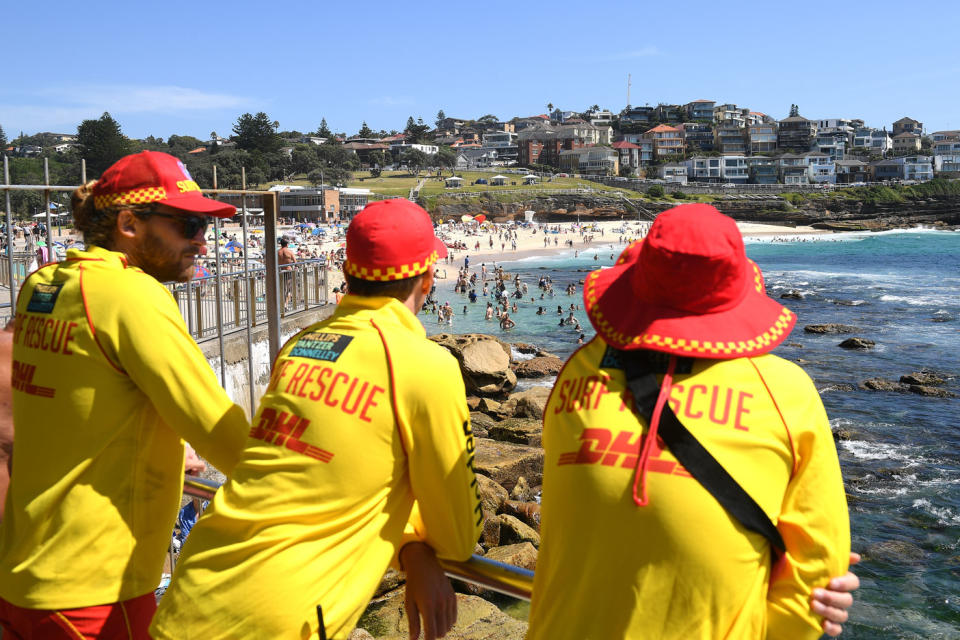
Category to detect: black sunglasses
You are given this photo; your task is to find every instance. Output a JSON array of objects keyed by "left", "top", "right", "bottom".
[{"left": 136, "top": 210, "right": 211, "bottom": 238}]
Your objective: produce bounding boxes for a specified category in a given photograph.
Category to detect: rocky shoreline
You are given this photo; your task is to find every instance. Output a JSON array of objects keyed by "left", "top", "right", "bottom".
[{"left": 431, "top": 193, "right": 960, "bottom": 232}]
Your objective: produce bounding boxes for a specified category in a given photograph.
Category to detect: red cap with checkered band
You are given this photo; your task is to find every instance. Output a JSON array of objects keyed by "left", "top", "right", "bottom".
[
  {"left": 584, "top": 203, "right": 796, "bottom": 359},
  {"left": 92, "top": 151, "right": 236, "bottom": 218},
  {"left": 344, "top": 199, "right": 448, "bottom": 281}
]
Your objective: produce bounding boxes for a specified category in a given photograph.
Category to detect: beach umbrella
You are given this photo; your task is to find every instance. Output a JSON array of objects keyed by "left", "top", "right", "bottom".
[
  {"left": 312, "top": 227, "right": 324, "bottom": 236},
  {"left": 460, "top": 214, "right": 474, "bottom": 222},
  {"left": 224, "top": 240, "right": 243, "bottom": 252},
  {"left": 474, "top": 214, "right": 487, "bottom": 224},
  {"left": 193, "top": 264, "right": 212, "bottom": 279}
]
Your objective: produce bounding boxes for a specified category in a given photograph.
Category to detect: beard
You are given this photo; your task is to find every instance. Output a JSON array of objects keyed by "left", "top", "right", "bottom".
[{"left": 129, "top": 226, "right": 197, "bottom": 283}]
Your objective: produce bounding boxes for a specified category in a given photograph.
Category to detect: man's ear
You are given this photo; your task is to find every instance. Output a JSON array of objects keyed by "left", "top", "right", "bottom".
[
  {"left": 115, "top": 210, "right": 140, "bottom": 240},
  {"left": 421, "top": 268, "right": 435, "bottom": 295}
]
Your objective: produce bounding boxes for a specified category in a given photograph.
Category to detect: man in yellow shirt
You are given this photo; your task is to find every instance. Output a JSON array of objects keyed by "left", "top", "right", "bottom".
[
  {"left": 0, "top": 151, "right": 248, "bottom": 638},
  {"left": 527, "top": 204, "right": 852, "bottom": 639},
  {"left": 152, "top": 199, "right": 483, "bottom": 640}
]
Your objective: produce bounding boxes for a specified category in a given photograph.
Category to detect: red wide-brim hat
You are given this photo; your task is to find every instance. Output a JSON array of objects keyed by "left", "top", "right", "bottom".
[
  {"left": 344, "top": 199, "right": 448, "bottom": 281},
  {"left": 584, "top": 203, "right": 796, "bottom": 358}
]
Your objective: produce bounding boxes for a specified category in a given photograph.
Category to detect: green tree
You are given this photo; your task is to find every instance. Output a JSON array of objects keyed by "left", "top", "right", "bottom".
[
  {"left": 0, "top": 124, "right": 7, "bottom": 148},
  {"left": 789, "top": 104, "right": 799, "bottom": 118},
  {"left": 308, "top": 165, "right": 351, "bottom": 186},
  {"left": 76, "top": 112, "right": 132, "bottom": 177},
  {"left": 166, "top": 135, "right": 205, "bottom": 158},
  {"left": 434, "top": 146, "right": 456, "bottom": 169},
  {"left": 436, "top": 110, "right": 446, "bottom": 127},
  {"left": 357, "top": 121, "right": 374, "bottom": 138},
  {"left": 315, "top": 118, "right": 332, "bottom": 138},
  {"left": 404, "top": 117, "right": 430, "bottom": 143},
  {"left": 477, "top": 114, "right": 498, "bottom": 124},
  {"left": 547, "top": 103, "right": 554, "bottom": 114},
  {"left": 291, "top": 145, "right": 321, "bottom": 175},
  {"left": 232, "top": 112, "right": 282, "bottom": 153},
  {"left": 401, "top": 148, "right": 429, "bottom": 176},
  {"left": 646, "top": 185, "right": 665, "bottom": 198}
]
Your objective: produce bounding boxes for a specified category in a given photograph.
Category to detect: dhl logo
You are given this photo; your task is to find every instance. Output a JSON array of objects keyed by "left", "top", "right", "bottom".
[
  {"left": 249, "top": 407, "right": 333, "bottom": 463},
  {"left": 11, "top": 359, "right": 56, "bottom": 398},
  {"left": 557, "top": 427, "right": 691, "bottom": 478}
]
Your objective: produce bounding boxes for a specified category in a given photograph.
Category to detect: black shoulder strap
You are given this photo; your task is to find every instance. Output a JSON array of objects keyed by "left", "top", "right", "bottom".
[{"left": 617, "top": 349, "right": 786, "bottom": 557}]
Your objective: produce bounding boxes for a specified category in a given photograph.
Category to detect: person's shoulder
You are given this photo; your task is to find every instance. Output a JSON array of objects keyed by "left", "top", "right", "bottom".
[{"left": 747, "top": 353, "right": 813, "bottom": 382}]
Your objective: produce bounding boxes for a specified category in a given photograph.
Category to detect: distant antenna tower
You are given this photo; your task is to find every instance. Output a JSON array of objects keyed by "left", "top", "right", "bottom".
[{"left": 627, "top": 74, "right": 632, "bottom": 108}]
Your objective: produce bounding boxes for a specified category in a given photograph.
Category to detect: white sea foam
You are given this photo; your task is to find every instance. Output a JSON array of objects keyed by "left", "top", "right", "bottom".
[
  {"left": 912, "top": 499, "right": 960, "bottom": 526},
  {"left": 840, "top": 440, "right": 923, "bottom": 465},
  {"left": 511, "top": 348, "right": 536, "bottom": 361},
  {"left": 879, "top": 294, "right": 948, "bottom": 306}
]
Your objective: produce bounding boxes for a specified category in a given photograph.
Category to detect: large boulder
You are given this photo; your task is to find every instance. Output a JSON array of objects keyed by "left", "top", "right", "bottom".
[
  {"left": 488, "top": 418, "right": 542, "bottom": 447},
  {"left": 860, "top": 377, "right": 908, "bottom": 392},
  {"left": 900, "top": 371, "right": 946, "bottom": 386},
  {"left": 476, "top": 474, "right": 509, "bottom": 515},
  {"left": 373, "top": 568, "right": 404, "bottom": 597},
  {"left": 908, "top": 385, "right": 956, "bottom": 398},
  {"left": 484, "top": 542, "right": 539, "bottom": 572},
  {"left": 839, "top": 337, "right": 875, "bottom": 350},
  {"left": 429, "top": 334, "right": 516, "bottom": 396},
  {"left": 474, "top": 438, "right": 544, "bottom": 492},
  {"left": 502, "top": 499, "right": 542, "bottom": 531},
  {"left": 804, "top": 323, "right": 859, "bottom": 334},
  {"left": 495, "top": 513, "right": 541, "bottom": 547},
  {"left": 357, "top": 590, "right": 528, "bottom": 639},
  {"left": 514, "top": 355, "right": 564, "bottom": 378},
  {"left": 469, "top": 412, "right": 496, "bottom": 439},
  {"left": 498, "top": 387, "right": 552, "bottom": 420}
]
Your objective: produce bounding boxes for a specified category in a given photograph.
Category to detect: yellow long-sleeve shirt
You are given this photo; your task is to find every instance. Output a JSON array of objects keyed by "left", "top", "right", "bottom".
[
  {"left": 0, "top": 246, "right": 248, "bottom": 609},
  {"left": 527, "top": 337, "right": 849, "bottom": 640},
  {"left": 151, "top": 294, "right": 483, "bottom": 640}
]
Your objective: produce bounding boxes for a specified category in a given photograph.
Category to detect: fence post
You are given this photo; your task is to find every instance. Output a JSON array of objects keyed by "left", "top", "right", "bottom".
[
  {"left": 262, "top": 192, "right": 281, "bottom": 360},
  {"left": 195, "top": 284, "right": 204, "bottom": 336},
  {"left": 233, "top": 279, "right": 241, "bottom": 329},
  {"left": 3, "top": 156, "right": 15, "bottom": 315}
]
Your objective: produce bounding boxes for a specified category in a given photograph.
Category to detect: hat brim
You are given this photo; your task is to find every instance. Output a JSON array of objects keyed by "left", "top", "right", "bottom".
[
  {"left": 160, "top": 192, "right": 237, "bottom": 218},
  {"left": 434, "top": 236, "right": 448, "bottom": 259},
  {"left": 584, "top": 242, "right": 796, "bottom": 359}
]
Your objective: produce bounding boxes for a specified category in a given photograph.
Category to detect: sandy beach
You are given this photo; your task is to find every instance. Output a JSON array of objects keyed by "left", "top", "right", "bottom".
[
  {"left": 202, "top": 219, "right": 826, "bottom": 277},
  {"left": 428, "top": 219, "right": 826, "bottom": 268}
]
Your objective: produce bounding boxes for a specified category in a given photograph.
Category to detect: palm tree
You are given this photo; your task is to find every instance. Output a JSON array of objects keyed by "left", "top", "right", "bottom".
[{"left": 547, "top": 103, "right": 554, "bottom": 117}]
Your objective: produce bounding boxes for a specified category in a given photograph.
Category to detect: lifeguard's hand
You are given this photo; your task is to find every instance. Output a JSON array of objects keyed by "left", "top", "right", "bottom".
[
  {"left": 813, "top": 552, "right": 862, "bottom": 636},
  {"left": 184, "top": 444, "right": 206, "bottom": 476},
  {"left": 400, "top": 542, "right": 457, "bottom": 639}
]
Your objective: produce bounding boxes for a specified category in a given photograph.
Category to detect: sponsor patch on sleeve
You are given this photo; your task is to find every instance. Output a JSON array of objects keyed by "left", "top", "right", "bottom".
[
  {"left": 289, "top": 332, "right": 353, "bottom": 362},
  {"left": 26, "top": 283, "right": 63, "bottom": 313}
]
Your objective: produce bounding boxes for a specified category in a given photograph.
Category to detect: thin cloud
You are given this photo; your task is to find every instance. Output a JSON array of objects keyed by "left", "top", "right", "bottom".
[
  {"left": 367, "top": 96, "right": 415, "bottom": 106},
  {"left": 0, "top": 85, "right": 254, "bottom": 132},
  {"left": 32, "top": 85, "right": 253, "bottom": 113},
  {"left": 600, "top": 46, "right": 662, "bottom": 61}
]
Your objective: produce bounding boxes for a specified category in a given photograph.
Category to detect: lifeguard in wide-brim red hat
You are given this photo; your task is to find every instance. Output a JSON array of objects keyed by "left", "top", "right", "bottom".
[
  {"left": 344, "top": 199, "right": 447, "bottom": 281},
  {"left": 585, "top": 203, "right": 796, "bottom": 358}
]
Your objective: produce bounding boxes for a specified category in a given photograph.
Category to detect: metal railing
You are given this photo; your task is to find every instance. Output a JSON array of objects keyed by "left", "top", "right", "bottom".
[
  {"left": 168, "top": 259, "right": 329, "bottom": 344},
  {"left": 182, "top": 476, "right": 535, "bottom": 601}
]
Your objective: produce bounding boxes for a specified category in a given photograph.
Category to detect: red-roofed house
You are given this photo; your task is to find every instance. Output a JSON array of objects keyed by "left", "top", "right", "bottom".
[
  {"left": 612, "top": 140, "right": 641, "bottom": 175},
  {"left": 642, "top": 124, "right": 685, "bottom": 160}
]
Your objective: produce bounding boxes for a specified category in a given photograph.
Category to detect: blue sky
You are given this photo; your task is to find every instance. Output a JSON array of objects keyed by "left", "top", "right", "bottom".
[{"left": 3, "top": 0, "right": 959, "bottom": 140}]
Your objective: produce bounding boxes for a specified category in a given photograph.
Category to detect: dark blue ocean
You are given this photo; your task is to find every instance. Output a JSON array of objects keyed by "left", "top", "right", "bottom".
[{"left": 426, "top": 229, "right": 960, "bottom": 639}]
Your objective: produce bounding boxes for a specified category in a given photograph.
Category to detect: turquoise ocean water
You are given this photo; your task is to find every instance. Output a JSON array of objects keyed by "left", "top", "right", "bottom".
[{"left": 425, "top": 229, "right": 960, "bottom": 639}]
